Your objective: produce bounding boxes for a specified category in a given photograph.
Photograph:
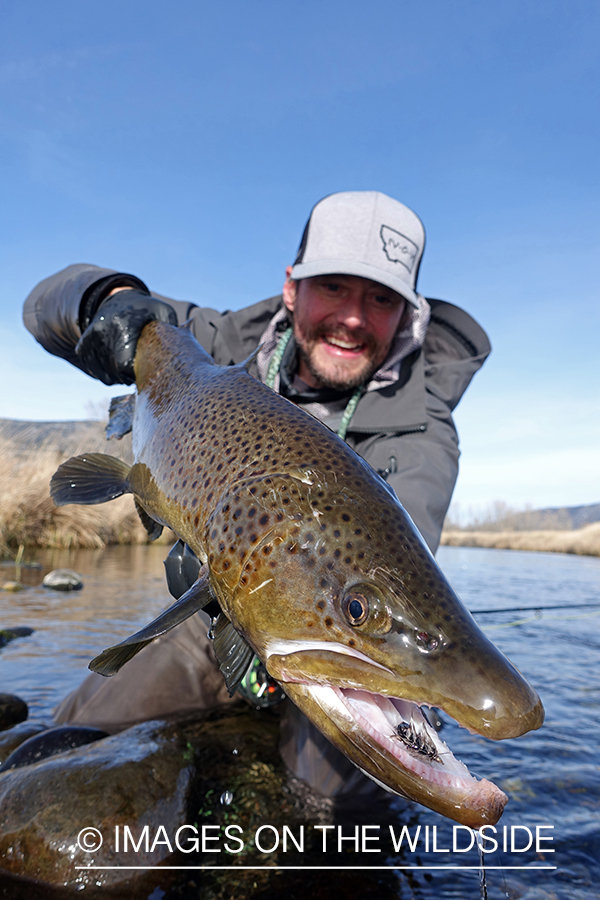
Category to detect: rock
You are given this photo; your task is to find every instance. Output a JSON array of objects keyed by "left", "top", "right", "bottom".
[
  {"left": 0, "top": 626, "right": 34, "bottom": 649},
  {"left": 0, "top": 717, "right": 193, "bottom": 888},
  {"left": 42, "top": 569, "right": 83, "bottom": 591},
  {"left": 1, "top": 582, "right": 23, "bottom": 592},
  {"left": 0, "top": 695, "right": 28, "bottom": 731},
  {"left": 0, "top": 706, "right": 401, "bottom": 898},
  {"left": 0, "top": 725, "right": 109, "bottom": 772},
  {"left": 0, "top": 721, "right": 48, "bottom": 764}
]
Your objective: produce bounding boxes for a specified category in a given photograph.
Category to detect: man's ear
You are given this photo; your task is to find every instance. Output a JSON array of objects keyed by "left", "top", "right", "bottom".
[{"left": 282, "top": 266, "right": 296, "bottom": 313}]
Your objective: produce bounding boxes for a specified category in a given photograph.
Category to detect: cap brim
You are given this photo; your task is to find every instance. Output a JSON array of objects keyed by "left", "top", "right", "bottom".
[{"left": 290, "top": 259, "right": 419, "bottom": 307}]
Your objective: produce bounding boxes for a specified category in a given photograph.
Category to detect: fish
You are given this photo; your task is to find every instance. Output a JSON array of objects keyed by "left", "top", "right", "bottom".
[{"left": 50, "top": 321, "right": 544, "bottom": 828}]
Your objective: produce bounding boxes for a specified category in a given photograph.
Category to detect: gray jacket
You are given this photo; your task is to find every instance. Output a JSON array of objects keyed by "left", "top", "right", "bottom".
[{"left": 23, "top": 264, "right": 491, "bottom": 552}]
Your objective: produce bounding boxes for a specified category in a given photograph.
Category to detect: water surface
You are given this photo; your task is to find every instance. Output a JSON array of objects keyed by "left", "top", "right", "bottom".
[{"left": 0, "top": 544, "right": 598, "bottom": 898}]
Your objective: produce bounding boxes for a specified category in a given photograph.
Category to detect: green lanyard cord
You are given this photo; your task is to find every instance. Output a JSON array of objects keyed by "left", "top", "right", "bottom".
[
  {"left": 265, "top": 327, "right": 293, "bottom": 389},
  {"left": 265, "top": 326, "right": 364, "bottom": 442}
]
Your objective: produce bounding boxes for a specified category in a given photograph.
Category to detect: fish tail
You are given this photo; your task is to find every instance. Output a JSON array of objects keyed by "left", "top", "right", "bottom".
[{"left": 50, "top": 453, "right": 132, "bottom": 506}]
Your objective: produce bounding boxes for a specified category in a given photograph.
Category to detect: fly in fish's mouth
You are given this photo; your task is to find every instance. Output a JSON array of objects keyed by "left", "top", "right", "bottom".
[
  {"left": 334, "top": 687, "right": 476, "bottom": 785},
  {"left": 395, "top": 720, "right": 442, "bottom": 763}
]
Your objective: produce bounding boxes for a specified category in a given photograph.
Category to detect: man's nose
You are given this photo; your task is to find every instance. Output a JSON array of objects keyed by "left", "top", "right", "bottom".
[{"left": 335, "top": 293, "right": 367, "bottom": 329}]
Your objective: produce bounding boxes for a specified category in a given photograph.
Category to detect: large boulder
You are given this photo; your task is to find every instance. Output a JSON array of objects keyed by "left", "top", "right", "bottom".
[{"left": 0, "top": 705, "right": 400, "bottom": 899}]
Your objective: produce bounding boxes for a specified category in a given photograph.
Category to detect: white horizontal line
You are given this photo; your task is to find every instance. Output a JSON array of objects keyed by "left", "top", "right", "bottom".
[{"left": 75, "top": 865, "right": 557, "bottom": 871}]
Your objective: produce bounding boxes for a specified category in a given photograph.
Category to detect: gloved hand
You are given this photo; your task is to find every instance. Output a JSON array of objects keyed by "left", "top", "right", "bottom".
[{"left": 75, "top": 289, "right": 178, "bottom": 385}]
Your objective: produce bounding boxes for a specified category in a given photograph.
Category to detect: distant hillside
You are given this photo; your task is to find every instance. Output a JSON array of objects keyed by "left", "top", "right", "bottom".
[
  {"left": 0, "top": 417, "right": 132, "bottom": 463},
  {"left": 445, "top": 499, "right": 600, "bottom": 533},
  {"left": 524, "top": 502, "right": 600, "bottom": 530}
]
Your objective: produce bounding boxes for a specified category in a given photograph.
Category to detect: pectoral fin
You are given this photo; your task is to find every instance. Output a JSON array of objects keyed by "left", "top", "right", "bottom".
[
  {"left": 212, "top": 615, "right": 255, "bottom": 696},
  {"left": 89, "top": 567, "right": 214, "bottom": 676}
]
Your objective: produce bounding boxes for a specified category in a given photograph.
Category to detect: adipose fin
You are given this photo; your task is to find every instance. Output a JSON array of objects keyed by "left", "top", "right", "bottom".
[{"left": 106, "top": 393, "right": 136, "bottom": 440}]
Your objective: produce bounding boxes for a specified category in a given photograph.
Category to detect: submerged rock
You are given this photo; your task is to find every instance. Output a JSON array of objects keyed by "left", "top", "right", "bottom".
[
  {"left": 0, "top": 705, "right": 400, "bottom": 898},
  {"left": 0, "top": 716, "right": 194, "bottom": 888},
  {"left": 0, "top": 627, "right": 34, "bottom": 649},
  {"left": 42, "top": 569, "right": 83, "bottom": 591},
  {"left": 0, "top": 695, "right": 28, "bottom": 731},
  {"left": 0, "top": 582, "right": 23, "bottom": 593},
  {"left": 0, "top": 725, "right": 109, "bottom": 772},
  {"left": 0, "top": 721, "right": 48, "bottom": 763}
]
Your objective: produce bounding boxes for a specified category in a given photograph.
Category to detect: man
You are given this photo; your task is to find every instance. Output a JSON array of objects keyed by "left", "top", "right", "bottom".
[{"left": 23, "top": 191, "right": 491, "bottom": 795}]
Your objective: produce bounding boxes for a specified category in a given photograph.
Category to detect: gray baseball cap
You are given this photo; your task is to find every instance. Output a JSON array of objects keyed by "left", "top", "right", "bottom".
[{"left": 290, "top": 191, "right": 425, "bottom": 307}]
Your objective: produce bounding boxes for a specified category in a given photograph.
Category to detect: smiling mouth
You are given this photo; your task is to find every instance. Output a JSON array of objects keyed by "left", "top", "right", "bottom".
[{"left": 322, "top": 334, "right": 367, "bottom": 353}]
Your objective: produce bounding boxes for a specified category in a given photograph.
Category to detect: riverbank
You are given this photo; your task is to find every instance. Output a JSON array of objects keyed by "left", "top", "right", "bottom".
[
  {"left": 2, "top": 417, "right": 599, "bottom": 558},
  {"left": 0, "top": 418, "right": 173, "bottom": 555},
  {"left": 440, "top": 522, "right": 600, "bottom": 557}
]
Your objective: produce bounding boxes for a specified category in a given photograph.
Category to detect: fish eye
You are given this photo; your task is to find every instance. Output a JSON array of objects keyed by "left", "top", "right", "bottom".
[
  {"left": 343, "top": 592, "right": 369, "bottom": 626},
  {"left": 341, "top": 583, "right": 392, "bottom": 633}
]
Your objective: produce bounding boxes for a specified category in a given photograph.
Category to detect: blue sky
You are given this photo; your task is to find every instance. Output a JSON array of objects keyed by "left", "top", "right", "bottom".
[{"left": 0, "top": 0, "right": 598, "bottom": 513}]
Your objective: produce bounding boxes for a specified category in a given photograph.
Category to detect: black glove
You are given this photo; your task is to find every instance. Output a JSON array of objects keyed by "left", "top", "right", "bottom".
[{"left": 75, "top": 289, "right": 178, "bottom": 385}]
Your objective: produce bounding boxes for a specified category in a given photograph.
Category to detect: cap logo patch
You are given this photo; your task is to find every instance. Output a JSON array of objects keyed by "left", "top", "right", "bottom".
[{"left": 380, "top": 225, "right": 418, "bottom": 273}]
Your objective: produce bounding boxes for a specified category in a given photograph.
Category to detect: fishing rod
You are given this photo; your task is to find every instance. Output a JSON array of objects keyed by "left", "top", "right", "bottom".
[{"left": 470, "top": 602, "right": 600, "bottom": 615}]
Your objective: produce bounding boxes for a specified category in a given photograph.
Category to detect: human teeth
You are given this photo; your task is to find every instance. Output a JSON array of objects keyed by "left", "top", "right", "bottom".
[{"left": 327, "top": 336, "right": 362, "bottom": 350}]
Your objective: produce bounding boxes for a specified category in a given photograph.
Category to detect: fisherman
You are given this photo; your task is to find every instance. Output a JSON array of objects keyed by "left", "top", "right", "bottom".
[{"left": 23, "top": 191, "right": 491, "bottom": 797}]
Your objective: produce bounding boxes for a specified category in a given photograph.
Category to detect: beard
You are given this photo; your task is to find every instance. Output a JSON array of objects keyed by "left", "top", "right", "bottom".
[{"left": 294, "top": 323, "right": 384, "bottom": 392}]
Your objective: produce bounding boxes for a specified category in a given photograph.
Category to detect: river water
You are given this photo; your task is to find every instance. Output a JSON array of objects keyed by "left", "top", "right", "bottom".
[{"left": 0, "top": 544, "right": 599, "bottom": 899}]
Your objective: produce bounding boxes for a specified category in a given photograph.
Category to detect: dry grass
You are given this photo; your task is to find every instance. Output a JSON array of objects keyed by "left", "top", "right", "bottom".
[
  {"left": 0, "top": 422, "right": 174, "bottom": 554},
  {"left": 441, "top": 523, "right": 600, "bottom": 557}
]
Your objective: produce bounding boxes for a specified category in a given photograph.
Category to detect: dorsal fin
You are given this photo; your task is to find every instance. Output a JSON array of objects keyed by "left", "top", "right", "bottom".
[{"left": 50, "top": 454, "right": 131, "bottom": 506}]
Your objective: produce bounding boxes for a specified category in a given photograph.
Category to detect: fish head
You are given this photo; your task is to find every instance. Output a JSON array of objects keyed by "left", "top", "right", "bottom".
[{"left": 210, "top": 466, "right": 543, "bottom": 826}]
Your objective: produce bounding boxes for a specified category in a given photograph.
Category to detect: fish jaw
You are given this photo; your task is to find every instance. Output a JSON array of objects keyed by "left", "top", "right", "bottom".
[
  {"left": 281, "top": 681, "right": 508, "bottom": 828},
  {"left": 265, "top": 632, "right": 544, "bottom": 743}
]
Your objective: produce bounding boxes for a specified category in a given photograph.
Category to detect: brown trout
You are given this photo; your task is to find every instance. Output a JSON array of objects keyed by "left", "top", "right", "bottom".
[{"left": 51, "top": 321, "right": 544, "bottom": 827}]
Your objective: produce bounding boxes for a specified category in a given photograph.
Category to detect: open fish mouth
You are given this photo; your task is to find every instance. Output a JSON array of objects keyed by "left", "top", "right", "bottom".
[
  {"left": 282, "top": 681, "right": 508, "bottom": 827},
  {"left": 337, "top": 687, "right": 475, "bottom": 786}
]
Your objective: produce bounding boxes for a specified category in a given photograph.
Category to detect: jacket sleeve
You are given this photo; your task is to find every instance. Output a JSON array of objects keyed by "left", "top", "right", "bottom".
[{"left": 23, "top": 265, "right": 200, "bottom": 374}]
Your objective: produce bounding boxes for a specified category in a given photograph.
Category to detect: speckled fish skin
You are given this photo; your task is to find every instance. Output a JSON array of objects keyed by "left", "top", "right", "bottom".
[{"left": 126, "top": 322, "right": 542, "bottom": 826}]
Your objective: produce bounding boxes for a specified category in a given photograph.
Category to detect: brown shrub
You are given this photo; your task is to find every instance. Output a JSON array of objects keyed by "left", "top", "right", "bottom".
[{"left": 0, "top": 428, "right": 173, "bottom": 554}]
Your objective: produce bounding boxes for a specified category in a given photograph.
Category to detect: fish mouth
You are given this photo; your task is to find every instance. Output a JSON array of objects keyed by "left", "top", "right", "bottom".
[
  {"left": 336, "top": 687, "right": 475, "bottom": 787},
  {"left": 281, "top": 681, "right": 508, "bottom": 827}
]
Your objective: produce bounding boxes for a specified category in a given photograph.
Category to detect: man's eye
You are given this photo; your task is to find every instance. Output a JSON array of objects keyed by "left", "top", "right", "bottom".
[{"left": 324, "top": 283, "right": 341, "bottom": 292}]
